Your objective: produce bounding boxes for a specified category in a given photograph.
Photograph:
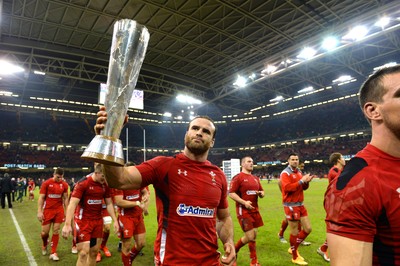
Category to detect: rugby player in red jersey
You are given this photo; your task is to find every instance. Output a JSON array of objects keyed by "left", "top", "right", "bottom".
[
  {"left": 114, "top": 186, "right": 149, "bottom": 265},
  {"left": 94, "top": 112, "right": 236, "bottom": 266},
  {"left": 325, "top": 65, "right": 400, "bottom": 265},
  {"left": 62, "top": 163, "right": 119, "bottom": 266},
  {"left": 280, "top": 154, "right": 315, "bottom": 265},
  {"left": 37, "top": 167, "right": 69, "bottom": 261},
  {"left": 317, "top": 152, "right": 345, "bottom": 262},
  {"left": 229, "top": 156, "right": 264, "bottom": 266}
]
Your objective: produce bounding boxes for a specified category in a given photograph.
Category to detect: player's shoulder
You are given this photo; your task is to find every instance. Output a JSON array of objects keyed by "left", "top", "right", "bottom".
[{"left": 336, "top": 156, "right": 368, "bottom": 190}]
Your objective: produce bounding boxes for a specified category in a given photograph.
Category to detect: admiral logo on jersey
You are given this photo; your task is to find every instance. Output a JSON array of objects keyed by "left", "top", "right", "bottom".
[
  {"left": 176, "top": 203, "right": 214, "bottom": 218},
  {"left": 246, "top": 190, "right": 258, "bottom": 195}
]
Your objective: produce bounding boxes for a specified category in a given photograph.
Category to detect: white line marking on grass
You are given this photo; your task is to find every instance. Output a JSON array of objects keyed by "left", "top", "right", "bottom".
[{"left": 9, "top": 208, "right": 38, "bottom": 266}]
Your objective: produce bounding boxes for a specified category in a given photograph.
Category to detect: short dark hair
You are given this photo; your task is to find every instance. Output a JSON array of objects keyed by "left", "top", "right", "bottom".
[
  {"left": 288, "top": 153, "right": 298, "bottom": 160},
  {"left": 187, "top": 115, "right": 217, "bottom": 138},
  {"left": 54, "top": 167, "right": 64, "bottom": 176},
  {"left": 359, "top": 64, "right": 400, "bottom": 122},
  {"left": 241, "top": 156, "right": 252, "bottom": 164},
  {"left": 329, "top": 152, "right": 342, "bottom": 165}
]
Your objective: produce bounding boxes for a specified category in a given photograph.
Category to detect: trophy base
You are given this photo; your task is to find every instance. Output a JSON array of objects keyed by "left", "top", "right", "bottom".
[{"left": 81, "top": 135, "right": 125, "bottom": 166}]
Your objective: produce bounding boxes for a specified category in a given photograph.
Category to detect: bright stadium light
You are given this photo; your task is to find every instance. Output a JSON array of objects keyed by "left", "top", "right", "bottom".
[
  {"left": 270, "top": 96, "right": 284, "bottom": 102},
  {"left": 0, "top": 60, "right": 24, "bottom": 75},
  {"left": 176, "top": 94, "right": 202, "bottom": 105},
  {"left": 298, "top": 86, "right": 314, "bottom": 94},
  {"left": 261, "top": 65, "right": 278, "bottom": 75},
  {"left": 297, "top": 47, "right": 317, "bottom": 60},
  {"left": 322, "top": 36, "right": 339, "bottom": 51},
  {"left": 332, "top": 75, "right": 353, "bottom": 83},
  {"left": 343, "top": 26, "right": 368, "bottom": 41},
  {"left": 163, "top": 112, "right": 172, "bottom": 117},
  {"left": 375, "top": 17, "right": 390, "bottom": 28},
  {"left": 233, "top": 75, "right": 247, "bottom": 88}
]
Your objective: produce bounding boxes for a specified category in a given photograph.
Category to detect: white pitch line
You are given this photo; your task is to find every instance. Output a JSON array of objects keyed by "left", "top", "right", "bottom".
[{"left": 9, "top": 208, "right": 38, "bottom": 266}]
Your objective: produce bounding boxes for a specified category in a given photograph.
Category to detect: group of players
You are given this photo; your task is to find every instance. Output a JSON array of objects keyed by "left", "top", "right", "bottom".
[
  {"left": 37, "top": 164, "right": 149, "bottom": 266},
  {"left": 35, "top": 64, "right": 400, "bottom": 266}
]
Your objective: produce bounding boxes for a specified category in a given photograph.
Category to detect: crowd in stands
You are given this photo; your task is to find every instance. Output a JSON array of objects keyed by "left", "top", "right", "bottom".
[{"left": 0, "top": 98, "right": 370, "bottom": 180}]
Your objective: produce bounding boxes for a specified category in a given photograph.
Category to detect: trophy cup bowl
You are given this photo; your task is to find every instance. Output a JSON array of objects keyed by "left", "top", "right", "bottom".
[{"left": 81, "top": 19, "right": 150, "bottom": 166}]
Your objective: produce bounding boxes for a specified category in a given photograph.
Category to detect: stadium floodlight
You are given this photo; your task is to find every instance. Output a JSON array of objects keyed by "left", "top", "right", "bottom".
[
  {"left": 176, "top": 115, "right": 183, "bottom": 120},
  {"left": 322, "top": 36, "right": 339, "bottom": 51},
  {"left": 270, "top": 96, "right": 284, "bottom": 102},
  {"left": 332, "top": 75, "right": 353, "bottom": 83},
  {"left": 298, "top": 86, "right": 314, "bottom": 94},
  {"left": 297, "top": 47, "right": 317, "bottom": 60},
  {"left": 342, "top": 25, "right": 368, "bottom": 41},
  {"left": 163, "top": 112, "right": 172, "bottom": 117},
  {"left": 176, "top": 94, "right": 202, "bottom": 105},
  {"left": 34, "top": 70, "right": 46, "bottom": 75},
  {"left": 233, "top": 75, "right": 247, "bottom": 88},
  {"left": 375, "top": 17, "right": 390, "bottom": 28},
  {"left": 261, "top": 64, "right": 278, "bottom": 75},
  {"left": 0, "top": 60, "right": 24, "bottom": 75}
]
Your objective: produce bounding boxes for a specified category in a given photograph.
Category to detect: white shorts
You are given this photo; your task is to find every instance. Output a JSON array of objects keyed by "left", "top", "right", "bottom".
[{"left": 103, "top": 216, "right": 112, "bottom": 225}]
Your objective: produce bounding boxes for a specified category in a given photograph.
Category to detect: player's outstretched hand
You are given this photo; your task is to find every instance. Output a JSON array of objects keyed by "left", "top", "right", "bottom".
[{"left": 221, "top": 242, "right": 236, "bottom": 265}]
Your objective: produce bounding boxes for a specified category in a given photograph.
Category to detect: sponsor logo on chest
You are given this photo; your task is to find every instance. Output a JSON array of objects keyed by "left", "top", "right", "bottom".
[{"left": 176, "top": 203, "right": 214, "bottom": 218}]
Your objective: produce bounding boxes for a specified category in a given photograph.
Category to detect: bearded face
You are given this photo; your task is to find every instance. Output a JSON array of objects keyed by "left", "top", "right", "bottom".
[{"left": 184, "top": 118, "right": 215, "bottom": 156}]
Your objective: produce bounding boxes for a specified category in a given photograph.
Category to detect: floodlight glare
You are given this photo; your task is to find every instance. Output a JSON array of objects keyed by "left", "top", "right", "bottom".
[
  {"left": 373, "top": 62, "right": 397, "bottom": 71},
  {"left": 298, "top": 86, "right": 314, "bottom": 94},
  {"left": 233, "top": 75, "right": 247, "bottom": 88},
  {"left": 163, "top": 112, "right": 172, "bottom": 117},
  {"left": 375, "top": 17, "right": 390, "bottom": 28},
  {"left": 297, "top": 47, "right": 317, "bottom": 60},
  {"left": 261, "top": 65, "right": 277, "bottom": 75},
  {"left": 176, "top": 94, "right": 202, "bottom": 105},
  {"left": 0, "top": 60, "right": 24, "bottom": 75},
  {"left": 322, "top": 36, "right": 339, "bottom": 51},
  {"left": 270, "top": 96, "right": 284, "bottom": 102},
  {"left": 343, "top": 26, "right": 368, "bottom": 41},
  {"left": 333, "top": 75, "right": 352, "bottom": 83}
]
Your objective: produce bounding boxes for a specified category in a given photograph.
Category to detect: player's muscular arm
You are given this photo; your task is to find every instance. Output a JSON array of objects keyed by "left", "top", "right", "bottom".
[
  {"left": 327, "top": 233, "right": 372, "bottom": 266},
  {"left": 229, "top": 192, "right": 253, "bottom": 209},
  {"left": 102, "top": 165, "right": 143, "bottom": 190},
  {"left": 217, "top": 208, "right": 236, "bottom": 266}
]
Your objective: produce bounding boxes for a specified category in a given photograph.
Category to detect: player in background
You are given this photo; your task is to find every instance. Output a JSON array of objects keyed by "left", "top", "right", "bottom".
[
  {"left": 229, "top": 156, "right": 264, "bottom": 266},
  {"left": 115, "top": 186, "right": 149, "bottom": 265},
  {"left": 28, "top": 178, "right": 35, "bottom": 201},
  {"left": 277, "top": 162, "right": 310, "bottom": 246},
  {"left": 317, "top": 152, "right": 345, "bottom": 262},
  {"left": 62, "top": 163, "right": 119, "bottom": 266},
  {"left": 96, "top": 198, "right": 113, "bottom": 262},
  {"left": 280, "top": 154, "right": 315, "bottom": 265},
  {"left": 37, "top": 168, "right": 69, "bottom": 261}
]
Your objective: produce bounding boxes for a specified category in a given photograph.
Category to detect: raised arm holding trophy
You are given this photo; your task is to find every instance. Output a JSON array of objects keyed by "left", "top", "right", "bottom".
[{"left": 82, "top": 19, "right": 149, "bottom": 166}]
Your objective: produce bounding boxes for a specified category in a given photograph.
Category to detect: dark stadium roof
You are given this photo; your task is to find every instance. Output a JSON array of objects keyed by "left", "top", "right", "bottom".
[{"left": 1, "top": 0, "right": 400, "bottom": 123}]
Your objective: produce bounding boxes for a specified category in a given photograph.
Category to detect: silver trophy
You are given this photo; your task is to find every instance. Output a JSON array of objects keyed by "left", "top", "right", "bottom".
[{"left": 81, "top": 19, "right": 150, "bottom": 166}]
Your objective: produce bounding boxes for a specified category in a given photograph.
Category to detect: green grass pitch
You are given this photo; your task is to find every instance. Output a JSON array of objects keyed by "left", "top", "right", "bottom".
[{"left": 0, "top": 178, "right": 330, "bottom": 265}]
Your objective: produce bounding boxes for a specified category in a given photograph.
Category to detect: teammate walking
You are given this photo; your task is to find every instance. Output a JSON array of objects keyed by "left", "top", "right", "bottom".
[
  {"left": 62, "top": 163, "right": 118, "bottom": 266},
  {"left": 37, "top": 168, "right": 69, "bottom": 261},
  {"left": 280, "top": 153, "right": 314, "bottom": 265},
  {"left": 229, "top": 156, "right": 264, "bottom": 266}
]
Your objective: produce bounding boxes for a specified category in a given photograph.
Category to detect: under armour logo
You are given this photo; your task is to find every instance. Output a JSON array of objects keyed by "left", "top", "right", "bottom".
[{"left": 178, "top": 169, "right": 187, "bottom": 176}]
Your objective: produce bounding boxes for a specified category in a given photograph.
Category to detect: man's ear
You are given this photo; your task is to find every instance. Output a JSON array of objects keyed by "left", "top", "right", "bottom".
[
  {"left": 210, "top": 138, "right": 215, "bottom": 148},
  {"left": 364, "top": 102, "right": 381, "bottom": 121}
]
